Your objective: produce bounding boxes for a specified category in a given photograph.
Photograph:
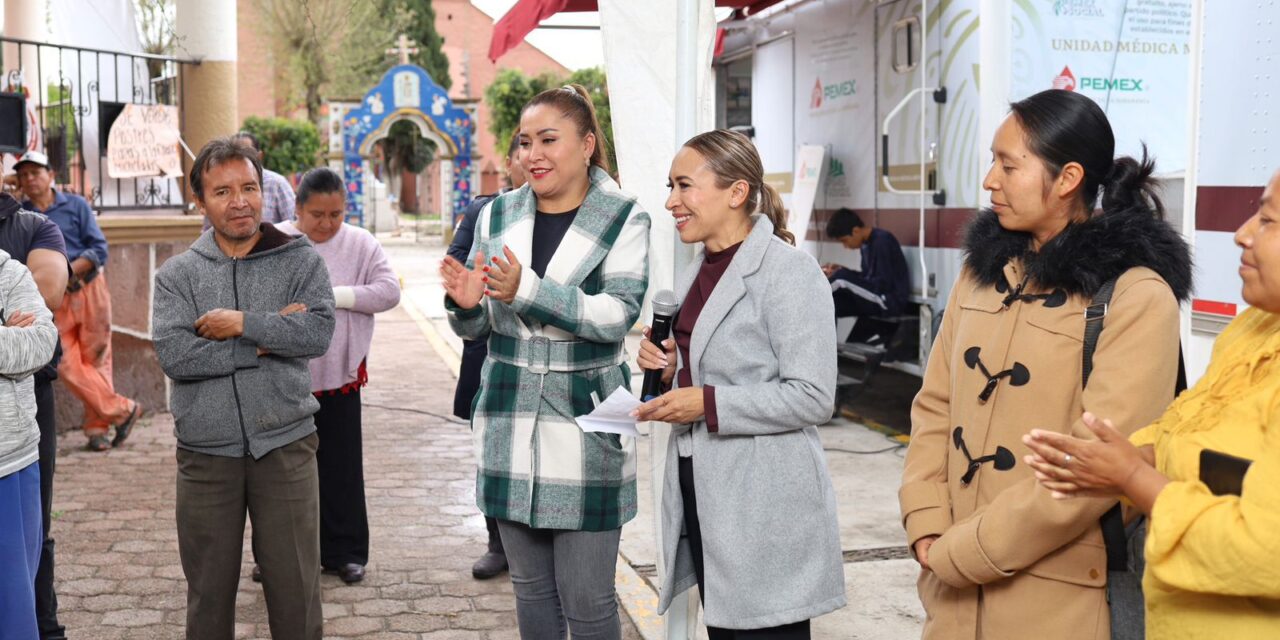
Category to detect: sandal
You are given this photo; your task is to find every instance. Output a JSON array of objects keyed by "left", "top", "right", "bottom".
[
  {"left": 112, "top": 403, "right": 144, "bottom": 447},
  {"left": 86, "top": 434, "right": 111, "bottom": 452}
]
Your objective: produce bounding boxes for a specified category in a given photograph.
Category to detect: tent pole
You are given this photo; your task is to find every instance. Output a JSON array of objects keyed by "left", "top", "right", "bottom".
[
  {"left": 667, "top": 10, "right": 698, "bottom": 640},
  {"left": 673, "top": 0, "right": 699, "bottom": 281}
]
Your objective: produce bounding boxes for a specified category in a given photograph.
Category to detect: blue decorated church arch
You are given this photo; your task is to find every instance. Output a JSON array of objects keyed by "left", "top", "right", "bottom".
[{"left": 341, "top": 64, "right": 473, "bottom": 226}]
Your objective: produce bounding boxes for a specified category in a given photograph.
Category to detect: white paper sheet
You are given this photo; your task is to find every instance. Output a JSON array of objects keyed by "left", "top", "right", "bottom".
[{"left": 575, "top": 386, "right": 643, "bottom": 437}]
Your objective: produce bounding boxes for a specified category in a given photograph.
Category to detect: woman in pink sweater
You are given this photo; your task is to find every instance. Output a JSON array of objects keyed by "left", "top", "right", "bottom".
[{"left": 277, "top": 168, "right": 400, "bottom": 584}]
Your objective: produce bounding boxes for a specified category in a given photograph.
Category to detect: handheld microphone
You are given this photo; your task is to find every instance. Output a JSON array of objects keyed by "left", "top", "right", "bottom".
[{"left": 642, "top": 290, "right": 679, "bottom": 401}]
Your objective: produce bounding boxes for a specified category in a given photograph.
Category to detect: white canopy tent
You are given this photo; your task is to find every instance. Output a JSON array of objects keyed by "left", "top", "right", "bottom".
[{"left": 597, "top": 1, "right": 717, "bottom": 636}]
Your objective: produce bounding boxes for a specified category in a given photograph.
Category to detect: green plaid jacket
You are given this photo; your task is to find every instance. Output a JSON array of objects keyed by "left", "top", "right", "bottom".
[{"left": 447, "top": 167, "right": 650, "bottom": 531}]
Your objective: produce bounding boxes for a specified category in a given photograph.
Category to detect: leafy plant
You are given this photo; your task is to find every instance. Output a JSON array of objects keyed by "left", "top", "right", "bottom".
[{"left": 240, "top": 116, "right": 322, "bottom": 175}]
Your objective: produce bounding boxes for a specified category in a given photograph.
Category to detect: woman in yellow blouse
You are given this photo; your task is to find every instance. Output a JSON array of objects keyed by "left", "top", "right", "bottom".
[{"left": 1022, "top": 170, "right": 1280, "bottom": 639}]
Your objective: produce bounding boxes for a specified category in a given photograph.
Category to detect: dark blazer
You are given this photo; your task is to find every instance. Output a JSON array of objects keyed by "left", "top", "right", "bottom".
[{"left": 448, "top": 194, "right": 498, "bottom": 419}]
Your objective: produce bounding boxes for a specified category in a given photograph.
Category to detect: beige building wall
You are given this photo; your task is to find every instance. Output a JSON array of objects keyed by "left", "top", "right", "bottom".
[{"left": 235, "top": 0, "right": 278, "bottom": 123}]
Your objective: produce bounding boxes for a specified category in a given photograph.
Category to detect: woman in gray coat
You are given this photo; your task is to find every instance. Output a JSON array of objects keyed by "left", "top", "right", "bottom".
[{"left": 634, "top": 130, "right": 845, "bottom": 638}]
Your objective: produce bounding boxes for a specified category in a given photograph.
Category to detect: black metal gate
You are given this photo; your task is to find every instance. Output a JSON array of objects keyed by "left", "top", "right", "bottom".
[{"left": 2, "top": 36, "right": 197, "bottom": 210}]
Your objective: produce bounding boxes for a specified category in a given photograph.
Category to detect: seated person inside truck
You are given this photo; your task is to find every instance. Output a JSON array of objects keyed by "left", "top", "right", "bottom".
[{"left": 822, "top": 208, "right": 911, "bottom": 341}]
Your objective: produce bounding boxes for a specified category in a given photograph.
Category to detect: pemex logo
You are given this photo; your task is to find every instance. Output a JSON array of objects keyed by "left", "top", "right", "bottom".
[
  {"left": 811, "top": 77, "right": 856, "bottom": 111},
  {"left": 1053, "top": 66, "right": 1077, "bottom": 91}
]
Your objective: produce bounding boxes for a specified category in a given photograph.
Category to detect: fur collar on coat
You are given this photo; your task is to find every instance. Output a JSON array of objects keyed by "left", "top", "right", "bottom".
[{"left": 962, "top": 206, "right": 1193, "bottom": 302}]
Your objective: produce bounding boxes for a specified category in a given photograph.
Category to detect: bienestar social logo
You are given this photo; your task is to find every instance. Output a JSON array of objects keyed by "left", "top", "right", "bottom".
[{"left": 1054, "top": 0, "right": 1104, "bottom": 17}]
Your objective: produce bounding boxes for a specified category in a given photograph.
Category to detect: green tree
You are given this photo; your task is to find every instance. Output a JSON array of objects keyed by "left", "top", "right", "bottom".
[
  {"left": 240, "top": 116, "right": 323, "bottom": 175},
  {"left": 132, "top": 0, "right": 176, "bottom": 80},
  {"left": 383, "top": 120, "right": 438, "bottom": 174},
  {"left": 384, "top": 0, "right": 451, "bottom": 91},
  {"left": 484, "top": 67, "right": 616, "bottom": 171},
  {"left": 254, "top": 0, "right": 396, "bottom": 123}
]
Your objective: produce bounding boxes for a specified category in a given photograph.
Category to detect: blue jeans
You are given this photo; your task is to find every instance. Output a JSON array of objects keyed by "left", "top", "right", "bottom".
[
  {"left": 0, "top": 462, "right": 43, "bottom": 640},
  {"left": 496, "top": 520, "right": 622, "bottom": 640}
]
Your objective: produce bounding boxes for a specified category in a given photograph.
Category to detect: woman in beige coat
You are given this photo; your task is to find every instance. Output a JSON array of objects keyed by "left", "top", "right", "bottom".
[{"left": 900, "top": 89, "right": 1192, "bottom": 639}]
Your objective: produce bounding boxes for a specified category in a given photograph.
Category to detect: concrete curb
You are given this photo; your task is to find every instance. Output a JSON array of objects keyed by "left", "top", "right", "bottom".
[
  {"left": 399, "top": 296, "right": 462, "bottom": 378},
  {"left": 617, "top": 555, "right": 666, "bottom": 640}
]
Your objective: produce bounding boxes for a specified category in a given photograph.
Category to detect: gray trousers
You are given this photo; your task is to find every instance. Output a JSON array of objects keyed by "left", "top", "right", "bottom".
[
  {"left": 496, "top": 520, "right": 621, "bottom": 640},
  {"left": 176, "top": 433, "right": 323, "bottom": 640}
]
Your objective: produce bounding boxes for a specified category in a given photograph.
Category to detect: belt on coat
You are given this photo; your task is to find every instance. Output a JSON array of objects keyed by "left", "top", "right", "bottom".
[{"left": 487, "top": 333, "right": 625, "bottom": 374}]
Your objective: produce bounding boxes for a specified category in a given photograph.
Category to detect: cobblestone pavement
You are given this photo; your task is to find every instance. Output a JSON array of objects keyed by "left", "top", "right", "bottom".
[{"left": 50, "top": 303, "right": 642, "bottom": 639}]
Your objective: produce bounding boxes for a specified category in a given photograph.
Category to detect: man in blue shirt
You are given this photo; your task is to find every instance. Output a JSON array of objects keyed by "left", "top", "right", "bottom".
[
  {"left": 822, "top": 208, "right": 911, "bottom": 326},
  {"left": 15, "top": 151, "right": 141, "bottom": 453}
]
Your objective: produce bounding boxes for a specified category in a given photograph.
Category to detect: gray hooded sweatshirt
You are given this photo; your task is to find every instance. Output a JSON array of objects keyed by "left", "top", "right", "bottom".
[
  {"left": 0, "top": 249, "right": 59, "bottom": 478},
  {"left": 153, "top": 224, "right": 335, "bottom": 459}
]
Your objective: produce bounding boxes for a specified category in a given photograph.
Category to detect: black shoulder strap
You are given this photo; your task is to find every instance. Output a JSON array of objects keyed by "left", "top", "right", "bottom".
[
  {"left": 1176, "top": 347, "right": 1188, "bottom": 395},
  {"left": 1086, "top": 275, "right": 1187, "bottom": 572},
  {"left": 1082, "top": 276, "right": 1118, "bottom": 388},
  {"left": 1083, "top": 277, "right": 1131, "bottom": 572}
]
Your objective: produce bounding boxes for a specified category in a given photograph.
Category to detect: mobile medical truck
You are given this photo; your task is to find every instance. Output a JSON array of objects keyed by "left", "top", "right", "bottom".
[{"left": 714, "top": 0, "right": 1242, "bottom": 384}]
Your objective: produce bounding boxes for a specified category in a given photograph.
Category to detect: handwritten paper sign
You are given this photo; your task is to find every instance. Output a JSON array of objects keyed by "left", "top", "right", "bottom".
[{"left": 107, "top": 103, "right": 181, "bottom": 178}]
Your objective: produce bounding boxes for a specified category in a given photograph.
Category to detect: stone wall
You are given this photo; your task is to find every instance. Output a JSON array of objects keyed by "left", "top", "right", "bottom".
[{"left": 53, "top": 215, "right": 203, "bottom": 435}]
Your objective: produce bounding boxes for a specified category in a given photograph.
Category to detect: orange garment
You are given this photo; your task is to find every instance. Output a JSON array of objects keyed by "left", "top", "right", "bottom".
[{"left": 55, "top": 274, "right": 132, "bottom": 436}]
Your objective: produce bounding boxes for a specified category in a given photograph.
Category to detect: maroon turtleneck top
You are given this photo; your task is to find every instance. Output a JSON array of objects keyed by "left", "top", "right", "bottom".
[{"left": 671, "top": 241, "right": 742, "bottom": 432}]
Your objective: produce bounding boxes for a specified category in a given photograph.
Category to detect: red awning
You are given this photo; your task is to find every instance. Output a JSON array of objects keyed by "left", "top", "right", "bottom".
[{"left": 489, "top": 0, "right": 783, "bottom": 62}]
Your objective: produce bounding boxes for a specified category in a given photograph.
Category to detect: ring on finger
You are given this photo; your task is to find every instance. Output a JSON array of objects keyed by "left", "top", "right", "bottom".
[{"left": 1063, "top": 454, "right": 1073, "bottom": 465}]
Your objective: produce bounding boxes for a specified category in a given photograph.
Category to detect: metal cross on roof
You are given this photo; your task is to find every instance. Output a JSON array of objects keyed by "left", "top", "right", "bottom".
[{"left": 386, "top": 34, "right": 419, "bottom": 65}]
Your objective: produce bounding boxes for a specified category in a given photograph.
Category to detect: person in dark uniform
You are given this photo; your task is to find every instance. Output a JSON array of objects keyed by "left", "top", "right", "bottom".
[
  {"left": 0, "top": 189, "right": 70, "bottom": 640},
  {"left": 450, "top": 133, "right": 526, "bottom": 580},
  {"left": 821, "top": 208, "right": 911, "bottom": 333}
]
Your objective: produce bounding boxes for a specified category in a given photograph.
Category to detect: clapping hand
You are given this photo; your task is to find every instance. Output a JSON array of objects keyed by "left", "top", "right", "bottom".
[
  {"left": 440, "top": 249, "right": 488, "bottom": 310},
  {"left": 484, "top": 246, "right": 523, "bottom": 304},
  {"left": 1022, "top": 412, "right": 1151, "bottom": 499}
]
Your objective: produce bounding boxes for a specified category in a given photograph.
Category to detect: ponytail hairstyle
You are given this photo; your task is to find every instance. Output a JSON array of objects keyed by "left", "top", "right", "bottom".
[
  {"left": 295, "top": 167, "right": 346, "bottom": 207},
  {"left": 522, "top": 84, "right": 611, "bottom": 173},
  {"left": 682, "top": 129, "right": 795, "bottom": 245},
  {"left": 1009, "top": 89, "right": 1163, "bottom": 218}
]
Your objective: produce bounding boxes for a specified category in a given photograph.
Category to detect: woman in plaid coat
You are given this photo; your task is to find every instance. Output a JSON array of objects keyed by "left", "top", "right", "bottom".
[{"left": 441, "top": 85, "right": 649, "bottom": 640}]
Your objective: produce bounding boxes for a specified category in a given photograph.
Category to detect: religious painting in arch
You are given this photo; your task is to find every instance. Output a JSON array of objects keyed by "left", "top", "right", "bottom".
[{"left": 336, "top": 41, "right": 473, "bottom": 230}]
